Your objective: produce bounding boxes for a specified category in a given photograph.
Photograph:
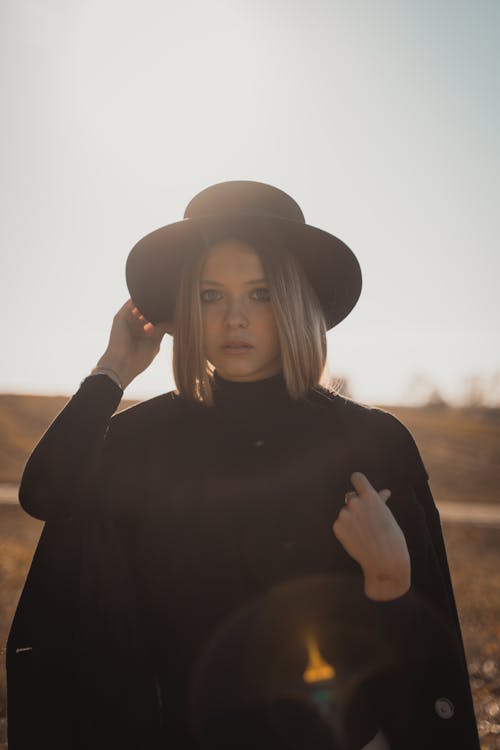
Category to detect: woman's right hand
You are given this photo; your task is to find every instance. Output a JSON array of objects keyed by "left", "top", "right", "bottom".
[{"left": 94, "top": 299, "right": 174, "bottom": 389}]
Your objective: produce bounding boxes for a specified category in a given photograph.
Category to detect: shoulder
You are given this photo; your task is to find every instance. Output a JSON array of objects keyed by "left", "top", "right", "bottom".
[
  {"left": 310, "top": 386, "right": 408, "bottom": 435},
  {"left": 310, "top": 387, "right": 429, "bottom": 484},
  {"left": 109, "top": 389, "right": 202, "bottom": 435}
]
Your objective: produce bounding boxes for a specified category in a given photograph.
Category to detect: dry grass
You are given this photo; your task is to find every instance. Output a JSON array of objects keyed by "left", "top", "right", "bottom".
[
  {"left": 389, "top": 404, "right": 500, "bottom": 505},
  {"left": 443, "top": 524, "right": 500, "bottom": 749}
]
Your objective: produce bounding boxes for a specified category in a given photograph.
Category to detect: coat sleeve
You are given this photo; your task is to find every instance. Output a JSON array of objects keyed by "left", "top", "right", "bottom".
[
  {"left": 354, "top": 482, "right": 480, "bottom": 748},
  {"left": 18, "top": 374, "right": 124, "bottom": 521},
  {"left": 372, "top": 411, "right": 480, "bottom": 748},
  {"left": 354, "top": 410, "right": 479, "bottom": 750},
  {"left": 379, "top": 409, "right": 473, "bottom": 673},
  {"left": 9, "top": 375, "right": 165, "bottom": 746}
]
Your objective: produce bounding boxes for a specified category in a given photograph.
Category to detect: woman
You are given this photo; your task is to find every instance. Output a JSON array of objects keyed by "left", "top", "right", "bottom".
[{"left": 7, "top": 181, "right": 479, "bottom": 749}]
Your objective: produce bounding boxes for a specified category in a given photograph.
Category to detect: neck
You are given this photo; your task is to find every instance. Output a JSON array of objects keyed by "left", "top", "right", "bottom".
[
  {"left": 211, "top": 369, "right": 292, "bottom": 422},
  {"left": 213, "top": 369, "right": 286, "bottom": 389}
]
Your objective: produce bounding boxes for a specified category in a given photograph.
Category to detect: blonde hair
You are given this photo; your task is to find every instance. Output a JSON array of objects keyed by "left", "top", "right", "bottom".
[{"left": 172, "top": 222, "right": 328, "bottom": 405}]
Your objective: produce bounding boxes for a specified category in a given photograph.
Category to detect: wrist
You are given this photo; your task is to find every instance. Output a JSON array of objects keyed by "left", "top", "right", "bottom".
[
  {"left": 90, "top": 366, "right": 124, "bottom": 390},
  {"left": 94, "top": 354, "right": 134, "bottom": 390}
]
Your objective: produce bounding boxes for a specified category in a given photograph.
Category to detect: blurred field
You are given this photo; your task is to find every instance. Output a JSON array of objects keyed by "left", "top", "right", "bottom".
[
  {"left": 390, "top": 405, "right": 500, "bottom": 505},
  {"left": 0, "top": 394, "right": 499, "bottom": 747}
]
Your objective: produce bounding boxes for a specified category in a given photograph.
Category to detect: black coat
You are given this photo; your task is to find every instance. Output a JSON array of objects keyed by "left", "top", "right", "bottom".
[{"left": 7, "top": 374, "right": 480, "bottom": 749}]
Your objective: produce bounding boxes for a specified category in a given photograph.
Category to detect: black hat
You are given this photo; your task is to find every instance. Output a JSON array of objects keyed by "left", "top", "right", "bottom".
[{"left": 126, "top": 180, "right": 362, "bottom": 330}]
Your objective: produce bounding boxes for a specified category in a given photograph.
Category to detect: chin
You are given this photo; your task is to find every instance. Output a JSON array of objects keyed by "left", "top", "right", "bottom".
[
  {"left": 217, "top": 367, "right": 262, "bottom": 382},
  {"left": 216, "top": 362, "right": 282, "bottom": 383},
  {"left": 208, "top": 350, "right": 282, "bottom": 382}
]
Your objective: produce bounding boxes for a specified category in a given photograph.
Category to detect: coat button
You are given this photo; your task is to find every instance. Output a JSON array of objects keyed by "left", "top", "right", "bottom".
[{"left": 434, "top": 697, "right": 455, "bottom": 719}]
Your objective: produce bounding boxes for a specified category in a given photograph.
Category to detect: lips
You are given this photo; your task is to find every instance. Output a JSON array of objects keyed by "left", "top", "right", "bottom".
[{"left": 222, "top": 340, "right": 253, "bottom": 349}]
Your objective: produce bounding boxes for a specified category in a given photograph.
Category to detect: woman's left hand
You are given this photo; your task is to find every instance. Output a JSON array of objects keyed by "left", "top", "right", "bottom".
[{"left": 332, "top": 472, "right": 411, "bottom": 601}]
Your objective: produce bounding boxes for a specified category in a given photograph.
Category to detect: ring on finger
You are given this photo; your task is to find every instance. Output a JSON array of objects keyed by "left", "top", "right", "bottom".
[{"left": 344, "top": 491, "right": 358, "bottom": 505}]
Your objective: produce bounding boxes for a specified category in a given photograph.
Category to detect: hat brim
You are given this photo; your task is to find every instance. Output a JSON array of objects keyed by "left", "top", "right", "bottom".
[{"left": 125, "top": 215, "right": 362, "bottom": 330}]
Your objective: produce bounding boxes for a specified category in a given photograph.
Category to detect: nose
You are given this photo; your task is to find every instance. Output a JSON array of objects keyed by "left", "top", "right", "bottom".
[{"left": 224, "top": 297, "right": 249, "bottom": 328}]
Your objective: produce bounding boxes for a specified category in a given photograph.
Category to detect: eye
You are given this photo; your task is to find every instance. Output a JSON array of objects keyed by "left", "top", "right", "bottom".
[
  {"left": 200, "top": 289, "right": 222, "bottom": 303},
  {"left": 250, "top": 287, "right": 271, "bottom": 302}
]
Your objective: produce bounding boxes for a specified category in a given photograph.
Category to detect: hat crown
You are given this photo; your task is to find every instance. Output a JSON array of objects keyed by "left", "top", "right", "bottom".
[
  {"left": 127, "top": 179, "right": 361, "bottom": 329},
  {"left": 184, "top": 180, "right": 305, "bottom": 224}
]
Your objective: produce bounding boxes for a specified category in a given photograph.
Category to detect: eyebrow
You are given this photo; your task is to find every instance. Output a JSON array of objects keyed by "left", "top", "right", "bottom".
[{"left": 200, "top": 278, "right": 267, "bottom": 286}]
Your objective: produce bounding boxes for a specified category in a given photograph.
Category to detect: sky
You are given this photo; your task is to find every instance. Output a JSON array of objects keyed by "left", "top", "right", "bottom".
[{"left": 1, "top": 0, "right": 499, "bottom": 406}]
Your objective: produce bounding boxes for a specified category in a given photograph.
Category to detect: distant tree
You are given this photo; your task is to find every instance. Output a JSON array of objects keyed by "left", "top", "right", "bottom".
[
  {"left": 460, "top": 372, "right": 500, "bottom": 408},
  {"left": 492, "top": 372, "right": 500, "bottom": 405},
  {"left": 462, "top": 375, "right": 486, "bottom": 407},
  {"left": 404, "top": 373, "right": 447, "bottom": 408}
]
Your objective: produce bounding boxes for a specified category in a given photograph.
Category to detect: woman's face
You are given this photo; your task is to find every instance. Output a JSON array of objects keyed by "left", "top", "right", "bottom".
[{"left": 200, "top": 238, "right": 282, "bottom": 382}]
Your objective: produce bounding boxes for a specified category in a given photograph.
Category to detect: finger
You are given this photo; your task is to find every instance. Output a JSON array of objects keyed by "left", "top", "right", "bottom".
[
  {"left": 332, "top": 514, "right": 347, "bottom": 541},
  {"left": 350, "top": 472, "right": 374, "bottom": 496},
  {"left": 129, "top": 306, "right": 153, "bottom": 328},
  {"left": 129, "top": 304, "right": 148, "bottom": 319},
  {"left": 379, "top": 488, "right": 391, "bottom": 503}
]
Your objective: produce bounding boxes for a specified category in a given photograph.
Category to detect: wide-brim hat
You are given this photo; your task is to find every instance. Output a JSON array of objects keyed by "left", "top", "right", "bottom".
[{"left": 126, "top": 180, "right": 362, "bottom": 330}]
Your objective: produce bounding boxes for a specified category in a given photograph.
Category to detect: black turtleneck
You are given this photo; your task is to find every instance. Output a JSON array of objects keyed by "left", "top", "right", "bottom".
[
  {"left": 204, "top": 369, "right": 326, "bottom": 459},
  {"left": 212, "top": 368, "right": 292, "bottom": 408}
]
